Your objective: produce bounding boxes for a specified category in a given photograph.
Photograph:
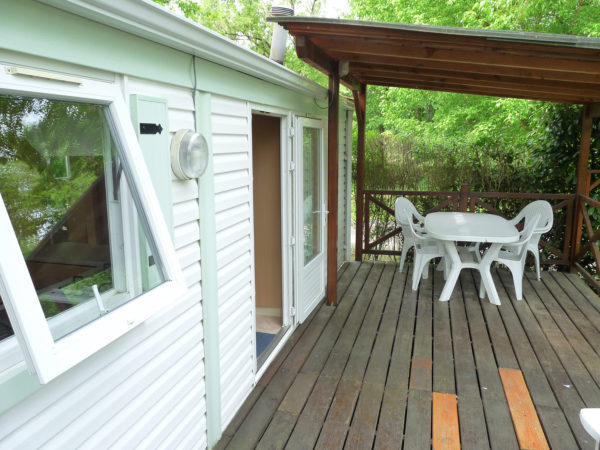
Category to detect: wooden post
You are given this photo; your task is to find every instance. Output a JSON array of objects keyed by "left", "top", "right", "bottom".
[
  {"left": 327, "top": 65, "right": 340, "bottom": 306},
  {"left": 459, "top": 184, "right": 469, "bottom": 212},
  {"left": 570, "top": 104, "right": 593, "bottom": 270},
  {"left": 353, "top": 84, "right": 367, "bottom": 261}
]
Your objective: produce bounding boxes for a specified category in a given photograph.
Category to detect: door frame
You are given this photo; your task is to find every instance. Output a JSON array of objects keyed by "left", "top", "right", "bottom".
[
  {"left": 295, "top": 116, "right": 327, "bottom": 324},
  {"left": 248, "top": 104, "right": 295, "bottom": 379}
]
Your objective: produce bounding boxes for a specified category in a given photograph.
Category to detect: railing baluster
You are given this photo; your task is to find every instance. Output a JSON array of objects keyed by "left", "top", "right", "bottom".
[{"left": 364, "top": 194, "right": 370, "bottom": 253}]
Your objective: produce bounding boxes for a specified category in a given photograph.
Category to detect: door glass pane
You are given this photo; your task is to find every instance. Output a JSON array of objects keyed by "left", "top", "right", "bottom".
[
  {"left": 0, "top": 95, "right": 165, "bottom": 342},
  {"left": 302, "top": 127, "right": 321, "bottom": 265}
]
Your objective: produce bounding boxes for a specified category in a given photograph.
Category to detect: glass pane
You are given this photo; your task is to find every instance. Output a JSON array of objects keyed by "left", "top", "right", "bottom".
[
  {"left": 302, "top": 127, "right": 321, "bottom": 265},
  {"left": 0, "top": 95, "right": 164, "bottom": 342}
]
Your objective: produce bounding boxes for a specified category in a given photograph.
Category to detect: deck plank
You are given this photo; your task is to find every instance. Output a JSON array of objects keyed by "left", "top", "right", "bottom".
[
  {"left": 432, "top": 270, "right": 455, "bottom": 394},
  {"left": 318, "top": 264, "right": 395, "bottom": 448},
  {"left": 558, "top": 271, "right": 600, "bottom": 321},
  {"left": 432, "top": 392, "right": 461, "bottom": 450},
  {"left": 403, "top": 389, "right": 433, "bottom": 450},
  {"left": 346, "top": 266, "right": 406, "bottom": 449},
  {"left": 448, "top": 273, "right": 489, "bottom": 450},
  {"left": 479, "top": 273, "right": 519, "bottom": 370},
  {"left": 404, "top": 270, "right": 434, "bottom": 448},
  {"left": 225, "top": 262, "right": 363, "bottom": 449},
  {"left": 220, "top": 263, "right": 600, "bottom": 450},
  {"left": 286, "top": 263, "right": 384, "bottom": 449},
  {"left": 494, "top": 270, "right": 577, "bottom": 449},
  {"left": 461, "top": 271, "right": 519, "bottom": 450},
  {"left": 533, "top": 272, "right": 600, "bottom": 387},
  {"left": 521, "top": 272, "right": 600, "bottom": 407},
  {"left": 499, "top": 368, "right": 549, "bottom": 450},
  {"left": 544, "top": 271, "right": 600, "bottom": 341},
  {"left": 373, "top": 266, "right": 413, "bottom": 449},
  {"left": 497, "top": 269, "right": 590, "bottom": 448}
]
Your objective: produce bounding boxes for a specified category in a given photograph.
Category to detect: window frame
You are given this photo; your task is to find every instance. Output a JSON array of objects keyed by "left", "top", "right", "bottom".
[{"left": 0, "top": 65, "right": 186, "bottom": 383}]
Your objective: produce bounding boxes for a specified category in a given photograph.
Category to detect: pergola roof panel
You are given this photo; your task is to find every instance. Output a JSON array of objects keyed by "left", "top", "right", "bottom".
[{"left": 270, "top": 17, "right": 600, "bottom": 104}]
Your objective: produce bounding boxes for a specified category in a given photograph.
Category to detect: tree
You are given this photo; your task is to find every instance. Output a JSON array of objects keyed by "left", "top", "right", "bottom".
[{"left": 347, "top": 0, "right": 600, "bottom": 193}]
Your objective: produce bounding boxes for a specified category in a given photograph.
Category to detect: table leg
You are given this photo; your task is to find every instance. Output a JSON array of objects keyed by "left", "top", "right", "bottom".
[
  {"left": 478, "top": 243, "right": 503, "bottom": 305},
  {"left": 439, "top": 241, "right": 462, "bottom": 302}
]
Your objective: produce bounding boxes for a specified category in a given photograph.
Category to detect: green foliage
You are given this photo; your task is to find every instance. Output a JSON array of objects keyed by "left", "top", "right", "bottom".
[
  {"left": 0, "top": 96, "right": 106, "bottom": 255},
  {"left": 347, "top": 0, "right": 600, "bottom": 197}
]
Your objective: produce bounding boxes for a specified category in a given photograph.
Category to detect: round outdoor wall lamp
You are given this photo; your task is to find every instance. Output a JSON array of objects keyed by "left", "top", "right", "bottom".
[{"left": 170, "top": 129, "right": 208, "bottom": 180}]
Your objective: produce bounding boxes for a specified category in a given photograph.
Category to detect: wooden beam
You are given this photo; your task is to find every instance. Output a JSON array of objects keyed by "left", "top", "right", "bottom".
[
  {"left": 295, "top": 37, "right": 360, "bottom": 90},
  {"left": 571, "top": 104, "right": 593, "bottom": 269},
  {"left": 284, "top": 22, "right": 600, "bottom": 61},
  {"left": 311, "top": 36, "right": 600, "bottom": 74},
  {"left": 369, "top": 78, "right": 587, "bottom": 104},
  {"left": 346, "top": 55, "right": 600, "bottom": 85},
  {"left": 354, "top": 84, "right": 366, "bottom": 261},
  {"left": 327, "top": 65, "right": 340, "bottom": 306},
  {"left": 363, "top": 75, "right": 597, "bottom": 103},
  {"left": 295, "top": 35, "right": 334, "bottom": 75},
  {"left": 351, "top": 64, "right": 600, "bottom": 96},
  {"left": 341, "top": 73, "right": 361, "bottom": 91}
]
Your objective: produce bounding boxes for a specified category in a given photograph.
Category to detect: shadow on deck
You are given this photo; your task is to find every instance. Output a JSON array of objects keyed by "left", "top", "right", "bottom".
[{"left": 217, "top": 262, "right": 600, "bottom": 449}]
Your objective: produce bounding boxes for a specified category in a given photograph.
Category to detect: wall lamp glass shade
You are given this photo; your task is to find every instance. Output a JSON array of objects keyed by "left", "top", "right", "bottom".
[{"left": 170, "top": 129, "right": 208, "bottom": 180}]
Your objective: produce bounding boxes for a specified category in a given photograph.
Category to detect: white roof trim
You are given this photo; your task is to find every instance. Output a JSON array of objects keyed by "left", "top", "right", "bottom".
[{"left": 37, "top": 0, "right": 328, "bottom": 97}]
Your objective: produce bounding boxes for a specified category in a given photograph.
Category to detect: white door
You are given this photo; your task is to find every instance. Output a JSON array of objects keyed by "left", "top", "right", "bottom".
[{"left": 296, "top": 117, "right": 326, "bottom": 323}]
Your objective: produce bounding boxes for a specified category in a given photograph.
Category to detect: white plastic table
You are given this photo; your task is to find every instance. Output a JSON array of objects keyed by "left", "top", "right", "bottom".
[{"left": 424, "top": 212, "right": 519, "bottom": 305}]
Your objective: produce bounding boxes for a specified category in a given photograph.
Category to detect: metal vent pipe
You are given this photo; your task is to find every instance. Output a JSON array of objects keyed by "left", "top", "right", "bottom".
[{"left": 269, "top": 6, "right": 294, "bottom": 64}]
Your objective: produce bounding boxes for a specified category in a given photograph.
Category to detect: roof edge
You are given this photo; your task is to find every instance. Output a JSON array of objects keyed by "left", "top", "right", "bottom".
[
  {"left": 269, "top": 16, "right": 600, "bottom": 49},
  {"left": 35, "top": 0, "right": 328, "bottom": 97}
]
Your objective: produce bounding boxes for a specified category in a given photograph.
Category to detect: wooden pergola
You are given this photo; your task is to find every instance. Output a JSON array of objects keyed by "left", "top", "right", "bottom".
[{"left": 269, "top": 17, "right": 600, "bottom": 305}]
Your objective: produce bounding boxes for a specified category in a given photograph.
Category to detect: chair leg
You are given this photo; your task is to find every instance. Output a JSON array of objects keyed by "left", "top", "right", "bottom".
[
  {"left": 479, "top": 273, "right": 486, "bottom": 299},
  {"left": 439, "top": 241, "right": 461, "bottom": 301},
  {"left": 399, "top": 246, "right": 409, "bottom": 273},
  {"left": 412, "top": 254, "right": 424, "bottom": 290},
  {"left": 509, "top": 262, "right": 523, "bottom": 300},
  {"left": 533, "top": 250, "right": 541, "bottom": 280}
]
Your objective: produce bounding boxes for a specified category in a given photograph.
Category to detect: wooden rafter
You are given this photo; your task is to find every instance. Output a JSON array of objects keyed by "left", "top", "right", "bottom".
[{"left": 271, "top": 17, "right": 600, "bottom": 104}]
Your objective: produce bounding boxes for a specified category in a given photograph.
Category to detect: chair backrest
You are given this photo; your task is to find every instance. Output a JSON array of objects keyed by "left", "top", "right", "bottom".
[
  {"left": 514, "top": 214, "right": 541, "bottom": 249},
  {"left": 395, "top": 197, "right": 425, "bottom": 226},
  {"left": 403, "top": 211, "right": 428, "bottom": 244},
  {"left": 511, "top": 200, "right": 553, "bottom": 233}
]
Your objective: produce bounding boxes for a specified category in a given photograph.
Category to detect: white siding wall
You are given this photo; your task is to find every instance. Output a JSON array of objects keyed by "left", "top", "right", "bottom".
[
  {"left": 0, "top": 77, "right": 208, "bottom": 449},
  {"left": 338, "top": 108, "right": 353, "bottom": 265},
  {"left": 211, "top": 96, "right": 256, "bottom": 429}
]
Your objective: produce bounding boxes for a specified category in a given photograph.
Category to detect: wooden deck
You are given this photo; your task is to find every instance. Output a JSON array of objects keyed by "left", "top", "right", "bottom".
[{"left": 216, "top": 262, "right": 600, "bottom": 449}]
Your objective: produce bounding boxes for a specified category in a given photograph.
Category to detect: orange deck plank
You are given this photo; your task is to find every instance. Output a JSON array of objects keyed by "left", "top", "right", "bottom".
[
  {"left": 499, "top": 368, "right": 549, "bottom": 450},
  {"left": 432, "top": 392, "right": 461, "bottom": 450}
]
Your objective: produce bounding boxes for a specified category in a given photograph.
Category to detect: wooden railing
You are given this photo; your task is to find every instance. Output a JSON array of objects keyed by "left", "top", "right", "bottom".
[
  {"left": 359, "top": 185, "right": 575, "bottom": 269},
  {"left": 573, "top": 194, "right": 600, "bottom": 291}
]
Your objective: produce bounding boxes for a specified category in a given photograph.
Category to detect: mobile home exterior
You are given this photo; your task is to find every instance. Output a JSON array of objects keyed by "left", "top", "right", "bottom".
[{"left": 0, "top": 1, "right": 353, "bottom": 447}]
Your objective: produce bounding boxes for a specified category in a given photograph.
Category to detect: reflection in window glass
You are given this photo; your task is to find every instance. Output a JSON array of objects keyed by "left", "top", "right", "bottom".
[
  {"left": 302, "top": 127, "right": 321, "bottom": 265},
  {"left": 0, "top": 95, "right": 164, "bottom": 342}
]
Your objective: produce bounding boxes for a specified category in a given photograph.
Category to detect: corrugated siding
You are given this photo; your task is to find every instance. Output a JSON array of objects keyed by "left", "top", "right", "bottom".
[
  {"left": 211, "top": 95, "right": 256, "bottom": 429},
  {"left": 338, "top": 108, "right": 353, "bottom": 265},
  {"left": 0, "top": 78, "right": 207, "bottom": 449}
]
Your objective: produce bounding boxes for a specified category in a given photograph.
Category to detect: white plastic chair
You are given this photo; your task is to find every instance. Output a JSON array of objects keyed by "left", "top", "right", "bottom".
[
  {"left": 480, "top": 215, "right": 540, "bottom": 301},
  {"left": 581, "top": 408, "right": 600, "bottom": 450},
  {"left": 404, "top": 211, "right": 446, "bottom": 290},
  {"left": 395, "top": 197, "right": 429, "bottom": 273},
  {"left": 504, "top": 200, "right": 553, "bottom": 280}
]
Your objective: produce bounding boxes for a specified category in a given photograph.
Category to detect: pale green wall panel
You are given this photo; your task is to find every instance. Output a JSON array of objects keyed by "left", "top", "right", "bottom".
[
  {"left": 195, "top": 90, "right": 222, "bottom": 448},
  {"left": 194, "top": 59, "right": 326, "bottom": 116},
  {"left": 1, "top": 0, "right": 192, "bottom": 87},
  {"left": 0, "top": 364, "right": 40, "bottom": 416},
  {"left": 1, "top": 0, "right": 327, "bottom": 117}
]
